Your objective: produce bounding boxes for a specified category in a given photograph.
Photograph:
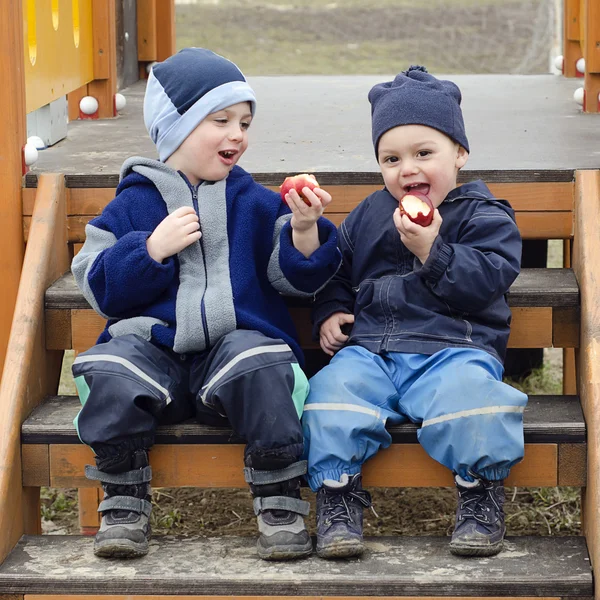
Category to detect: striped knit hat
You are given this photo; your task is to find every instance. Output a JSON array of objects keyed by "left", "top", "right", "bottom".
[{"left": 144, "top": 48, "right": 256, "bottom": 161}]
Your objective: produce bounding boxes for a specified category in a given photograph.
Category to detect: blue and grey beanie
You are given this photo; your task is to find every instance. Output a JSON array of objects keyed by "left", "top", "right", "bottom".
[
  {"left": 368, "top": 65, "right": 469, "bottom": 157},
  {"left": 144, "top": 48, "right": 257, "bottom": 161}
]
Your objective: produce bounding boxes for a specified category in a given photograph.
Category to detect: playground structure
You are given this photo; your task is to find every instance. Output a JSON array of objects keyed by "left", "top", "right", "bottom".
[{"left": 0, "top": 0, "right": 599, "bottom": 597}]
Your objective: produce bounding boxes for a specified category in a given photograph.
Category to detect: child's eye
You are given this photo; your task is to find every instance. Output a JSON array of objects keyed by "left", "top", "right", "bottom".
[
  {"left": 214, "top": 118, "right": 228, "bottom": 124},
  {"left": 383, "top": 156, "right": 398, "bottom": 163},
  {"left": 417, "top": 150, "right": 431, "bottom": 157},
  {"left": 241, "top": 121, "right": 251, "bottom": 130}
]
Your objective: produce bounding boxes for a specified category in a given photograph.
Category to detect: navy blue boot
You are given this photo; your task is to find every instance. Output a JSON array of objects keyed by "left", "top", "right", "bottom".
[
  {"left": 450, "top": 475, "right": 506, "bottom": 557},
  {"left": 316, "top": 473, "right": 372, "bottom": 559}
]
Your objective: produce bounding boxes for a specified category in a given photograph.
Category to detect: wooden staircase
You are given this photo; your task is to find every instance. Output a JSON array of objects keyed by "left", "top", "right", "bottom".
[{"left": 0, "top": 164, "right": 597, "bottom": 598}]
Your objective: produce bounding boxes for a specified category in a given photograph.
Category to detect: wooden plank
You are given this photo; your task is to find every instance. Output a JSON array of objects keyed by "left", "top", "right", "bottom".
[
  {"left": 46, "top": 442, "right": 568, "bottom": 488},
  {"left": 45, "top": 309, "right": 72, "bottom": 351},
  {"left": 21, "top": 446, "right": 49, "bottom": 487},
  {"left": 583, "top": 72, "right": 600, "bottom": 113},
  {"left": 554, "top": 307, "right": 581, "bottom": 348},
  {"left": 572, "top": 170, "right": 600, "bottom": 595},
  {"left": 90, "top": 0, "right": 117, "bottom": 118},
  {"left": 21, "top": 182, "right": 574, "bottom": 217},
  {"left": 559, "top": 443, "right": 587, "bottom": 486},
  {"left": 24, "top": 597, "right": 566, "bottom": 600},
  {"left": 564, "top": 347, "right": 578, "bottom": 394},
  {"left": 21, "top": 488, "right": 41, "bottom": 536},
  {"left": 0, "top": 175, "right": 69, "bottom": 564},
  {"left": 0, "top": 536, "right": 591, "bottom": 597},
  {"left": 136, "top": 0, "right": 157, "bottom": 62},
  {"left": 56, "top": 306, "right": 575, "bottom": 353},
  {"left": 78, "top": 487, "right": 101, "bottom": 534},
  {"left": 584, "top": 0, "right": 600, "bottom": 73},
  {"left": 0, "top": 0, "right": 26, "bottom": 376},
  {"left": 23, "top": 394, "right": 586, "bottom": 446}
]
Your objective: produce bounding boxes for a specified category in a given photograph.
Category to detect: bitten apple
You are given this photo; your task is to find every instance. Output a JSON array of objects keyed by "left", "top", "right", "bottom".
[
  {"left": 399, "top": 191, "right": 434, "bottom": 227},
  {"left": 280, "top": 174, "right": 320, "bottom": 206}
]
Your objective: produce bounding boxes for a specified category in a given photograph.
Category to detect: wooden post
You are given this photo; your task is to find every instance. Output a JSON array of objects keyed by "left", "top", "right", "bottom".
[
  {"left": 89, "top": 0, "right": 117, "bottom": 118},
  {"left": 582, "top": 0, "right": 600, "bottom": 113},
  {"left": 156, "top": 0, "right": 176, "bottom": 61},
  {"left": 0, "top": 1, "right": 26, "bottom": 375},
  {"left": 564, "top": 0, "right": 584, "bottom": 77},
  {"left": 572, "top": 170, "right": 600, "bottom": 596}
]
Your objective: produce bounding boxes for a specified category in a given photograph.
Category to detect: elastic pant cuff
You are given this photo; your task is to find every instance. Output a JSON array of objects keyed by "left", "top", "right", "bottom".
[{"left": 307, "top": 466, "right": 361, "bottom": 493}]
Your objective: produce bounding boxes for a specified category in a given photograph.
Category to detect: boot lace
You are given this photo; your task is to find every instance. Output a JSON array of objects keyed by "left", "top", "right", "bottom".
[
  {"left": 458, "top": 481, "right": 501, "bottom": 525},
  {"left": 322, "top": 487, "right": 372, "bottom": 525}
]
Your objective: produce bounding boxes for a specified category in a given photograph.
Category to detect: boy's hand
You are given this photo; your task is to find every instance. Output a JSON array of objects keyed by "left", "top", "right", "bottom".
[
  {"left": 393, "top": 206, "right": 442, "bottom": 264},
  {"left": 147, "top": 206, "right": 201, "bottom": 263},
  {"left": 320, "top": 312, "right": 355, "bottom": 356},
  {"left": 287, "top": 186, "right": 332, "bottom": 232}
]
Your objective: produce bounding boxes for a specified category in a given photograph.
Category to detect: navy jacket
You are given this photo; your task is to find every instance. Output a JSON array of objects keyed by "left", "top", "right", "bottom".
[
  {"left": 72, "top": 158, "right": 341, "bottom": 363},
  {"left": 313, "top": 180, "right": 522, "bottom": 363}
]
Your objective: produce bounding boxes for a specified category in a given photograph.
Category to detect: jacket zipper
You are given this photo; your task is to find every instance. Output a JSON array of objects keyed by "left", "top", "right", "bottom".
[{"left": 191, "top": 187, "right": 211, "bottom": 347}]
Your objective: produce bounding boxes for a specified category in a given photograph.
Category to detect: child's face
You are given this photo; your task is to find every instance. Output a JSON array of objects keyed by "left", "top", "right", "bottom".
[
  {"left": 377, "top": 125, "right": 468, "bottom": 208},
  {"left": 166, "top": 101, "right": 252, "bottom": 184}
]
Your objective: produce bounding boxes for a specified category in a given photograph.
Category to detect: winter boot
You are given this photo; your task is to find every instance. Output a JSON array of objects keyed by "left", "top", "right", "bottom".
[
  {"left": 244, "top": 455, "right": 312, "bottom": 560},
  {"left": 316, "top": 473, "right": 372, "bottom": 559},
  {"left": 450, "top": 474, "right": 506, "bottom": 557},
  {"left": 85, "top": 449, "right": 153, "bottom": 558}
]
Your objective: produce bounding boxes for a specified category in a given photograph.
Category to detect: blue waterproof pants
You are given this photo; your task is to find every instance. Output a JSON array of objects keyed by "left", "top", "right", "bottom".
[{"left": 302, "top": 346, "right": 528, "bottom": 491}]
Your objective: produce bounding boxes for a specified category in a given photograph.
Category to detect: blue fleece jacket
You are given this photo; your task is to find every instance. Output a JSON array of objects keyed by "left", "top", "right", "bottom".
[{"left": 72, "top": 157, "right": 341, "bottom": 363}]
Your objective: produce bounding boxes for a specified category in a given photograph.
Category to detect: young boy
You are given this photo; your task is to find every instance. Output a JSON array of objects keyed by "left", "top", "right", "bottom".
[
  {"left": 71, "top": 48, "right": 341, "bottom": 561},
  {"left": 302, "top": 65, "right": 528, "bottom": 559}
]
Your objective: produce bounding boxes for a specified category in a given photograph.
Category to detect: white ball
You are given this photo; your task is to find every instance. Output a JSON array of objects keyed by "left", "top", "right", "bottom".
[
  {"left": 26, "top": 135, "right": 46, "bottom": 150},
  {"left": 79, "top": 96, "right": 99, "bottom": 115},
  {"left": 574, "top": 87, "right": 585, "bottom": 106},
  {"left": 146, "top": 61, "right": 157, "bottom": 74},
  {"left": 554, "top": 55, "right": 564, "bottom": 71},
  {"left": 576, "top": 58, "right": 586, "bottom": 74},
  {"left": 24, "top": 143, "right": 38, "bottom": 166},
  {"left": 115, "top": 93, "right": 126, "bottom": 112}
]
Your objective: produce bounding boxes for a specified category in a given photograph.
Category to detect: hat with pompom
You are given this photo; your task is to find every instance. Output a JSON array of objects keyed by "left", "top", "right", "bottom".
[{"left": 368, "top": 65, "right": 469, "bottom": 156}]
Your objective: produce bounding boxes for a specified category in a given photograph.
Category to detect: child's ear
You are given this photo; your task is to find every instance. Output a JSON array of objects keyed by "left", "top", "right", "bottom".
[{"left": 455, "top": 145, "right": 468, "bottom": 169}]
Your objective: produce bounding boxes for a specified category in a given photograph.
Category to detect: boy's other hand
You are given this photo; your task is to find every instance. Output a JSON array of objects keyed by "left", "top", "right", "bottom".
[
  {"left": 287, "top": 186, "right": 332, "bottom": 232},
  {"left": 320, "top": 312, "right": 355, "bottom": 356},
  {"left": 147, "top": 206, "right": 201, "bottom": 263},
  {"left": 393, "top": 206, "right": 442, "bottom": 264}
]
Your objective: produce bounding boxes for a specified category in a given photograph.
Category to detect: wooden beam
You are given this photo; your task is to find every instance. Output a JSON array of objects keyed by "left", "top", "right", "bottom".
[
  {"left": 0, "top": 0, "right": 26, "bottom": 375},
  {"left": 156, "top": 0, "right": 176, "bottom": 61},
  {"left": 43, "top": 442, "right": 576, "bottom": 488},
  {"left": 90, "top": 0, "right": 117, "bottom": 118},
  {"left": 572, "top": 170, "right": 600, "bottom": 592},
  {"left": 23, "top": 597, "right": 565, "bottom": 600},
  {"left": 0, "top": 175, "right": 69, "bottom": 564},
  {"left": 565, "top": 0, "right": 584, "bottom": 77},
  {"left": 137, "top": 0, "right": 157, "bottom": 62}
]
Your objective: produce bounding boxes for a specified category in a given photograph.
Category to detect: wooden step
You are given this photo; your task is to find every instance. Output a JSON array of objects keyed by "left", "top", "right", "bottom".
[
  {"left": 0, "top": 535, "right": 592, "bottom": 597},
  {"left": 46, "top": 268, "right": 580, "bottom": 310},
  {"left": 21, "top": 395, "right": 587, "bottom": 489}
]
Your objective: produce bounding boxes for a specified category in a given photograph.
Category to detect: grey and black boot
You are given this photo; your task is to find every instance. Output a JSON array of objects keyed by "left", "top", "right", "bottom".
[
  {"left": 316, "top": 473, "right": 372, "bottom": 559},
  {"left": 450, "top": 474, "right": 506, "bottom": 557},
  {"left": 85, "top": 449, "right": 153, "bottom": 558},
  {"left": 244, "top": 455, "right": 312, "bottom": 560}
]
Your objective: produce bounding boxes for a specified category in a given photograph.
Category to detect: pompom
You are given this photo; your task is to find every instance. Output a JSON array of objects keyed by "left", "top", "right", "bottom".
[{"left": 404, "top": 65, "right": 428, "bottom": 75}]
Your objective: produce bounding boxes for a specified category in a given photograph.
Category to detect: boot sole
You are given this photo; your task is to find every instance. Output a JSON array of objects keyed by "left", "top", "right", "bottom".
[
  {"left": 317, "top": 540, "right": 365, "bottom": 559},
  {"left": 449, "top": 540, "right": 504, "bottom": 557},
  {"left": 257, "top": 540, "right": 313, "bottom": 561},
  {"left": 94, "top": 539, "right": 149, "bottom": 559}
]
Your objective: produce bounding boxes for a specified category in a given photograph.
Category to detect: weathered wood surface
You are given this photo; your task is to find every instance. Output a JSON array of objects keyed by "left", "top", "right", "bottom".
[
  {"left": 45, "top": 269, "right": 580, "bottom": 310},
  {"left": 0, "top": 535, "right": 591, "bottom": 597},
  {"left": 23, "top": 442, "right": 579, "bottom": 488},
  {"left": 22, "top": 395, "right": 585, "bottom": 445},
  {"left": 22, "top": 75, "right": 600, "bottom": 183}
]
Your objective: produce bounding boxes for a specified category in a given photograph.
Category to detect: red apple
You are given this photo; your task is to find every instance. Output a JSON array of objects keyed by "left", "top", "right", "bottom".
[
  {"left": 399, "top": 191, "right": 434, "bottom": 227},
  {"left": 280, "top": 174, "right": 320, "bottom": 206}
]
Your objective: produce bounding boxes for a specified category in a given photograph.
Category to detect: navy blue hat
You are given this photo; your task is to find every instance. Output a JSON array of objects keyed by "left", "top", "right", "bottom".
[
  {"left": 144, "top": 48, "right": 257, "bottom": 161},
  {"left": 368, "top": 65, "right": 469, "bottom": 156}
]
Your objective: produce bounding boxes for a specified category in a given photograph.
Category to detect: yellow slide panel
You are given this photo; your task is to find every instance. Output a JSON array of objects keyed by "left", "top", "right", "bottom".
[{"left": 23, "top": 0, "right": 94, "bottom": 114}]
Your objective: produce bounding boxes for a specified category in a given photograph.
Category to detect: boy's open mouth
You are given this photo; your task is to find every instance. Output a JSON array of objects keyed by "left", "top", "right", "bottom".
[
  {"left": 403, "top": 183, "right": 430, "bottom": 195},
  {"left": 218, "top": 150, "right": 238, "bottom": 165}
]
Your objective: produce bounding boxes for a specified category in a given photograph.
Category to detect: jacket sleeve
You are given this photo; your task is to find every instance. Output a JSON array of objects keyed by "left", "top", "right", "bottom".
[
  {"left": 414, "top": 203, "right": 522, "bottom": 313},
  {"left": 311, "top": 217, "right": 356, "bottom": 337},
  {"left": 268, "top": 204, "right": 342, "bottom": 296},
  {"left": 71, "top": 194, "right": 176, "bottom": 319}
]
